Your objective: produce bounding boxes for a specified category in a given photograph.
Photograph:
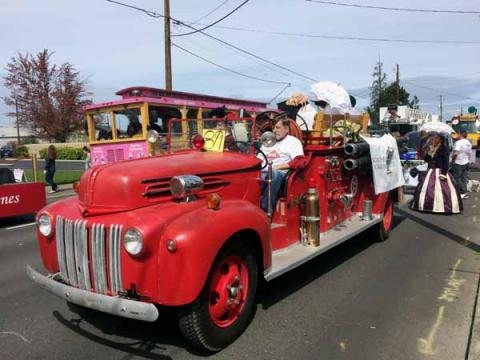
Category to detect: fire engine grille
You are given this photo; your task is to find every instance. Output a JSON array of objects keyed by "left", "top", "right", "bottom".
[{"left": 55, "top": 216, "right": 123, "bottom": 295}]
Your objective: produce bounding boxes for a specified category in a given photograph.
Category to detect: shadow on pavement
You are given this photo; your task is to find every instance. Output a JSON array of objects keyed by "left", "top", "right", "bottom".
[
  {"left": 0, "top": 213, "right": 36, "bottom": 228},
  {"left": 395, "top": 206, "right": 480, "bottom": 253},
  {"left": 258, "top": 213, "right": 406, "bottom": 309},
  {"left": 53, "top": 305, "right": 182, "bottom": 359}
]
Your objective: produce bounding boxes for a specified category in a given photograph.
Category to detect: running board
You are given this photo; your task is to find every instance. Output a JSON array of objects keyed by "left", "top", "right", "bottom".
[{"left": 264, "top": 214, "right": 382, "bottom": 281}]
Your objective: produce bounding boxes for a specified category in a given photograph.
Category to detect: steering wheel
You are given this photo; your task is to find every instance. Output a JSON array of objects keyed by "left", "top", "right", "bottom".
[
  {"left": 295, "top": 113, "right": 309, "bottom": 132},
  {"left": 229, "top": 140, "right": 252, "bottom": 154},
  {"left": 255, "top": 146, "right": 269, "bottom": 170},
  {"left": 255, "top": 111, "right": 280, "bottom": 135}
]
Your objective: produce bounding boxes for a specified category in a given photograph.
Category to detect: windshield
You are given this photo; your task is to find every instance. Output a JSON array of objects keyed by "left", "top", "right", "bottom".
[
  {"left": 114, "top": 108, "right": 142, "bottom": 138},
  {"left": 453, "top": 121, "right": 479, "bottom": 133},
  {"left": 167, "top": 118, "right": 256, "bottom": 153},
  {"left": 90, "top": 107, "right": 143, "bottom": 140}
]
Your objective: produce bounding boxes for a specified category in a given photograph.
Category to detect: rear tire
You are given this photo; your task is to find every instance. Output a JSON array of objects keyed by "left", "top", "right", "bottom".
[
  {"left": 371, "top": 195, "right": 393, "bottom": 242},
  {"left": 178, "top": 242, "right": 257, "bottom": 352}
]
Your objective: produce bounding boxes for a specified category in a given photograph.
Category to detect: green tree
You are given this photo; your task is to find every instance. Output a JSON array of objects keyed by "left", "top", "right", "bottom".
[
  {"left": 367, "top": 61, "right": 420, "bottom": 125},
  {"left": 3, "top": 49, "right": 91, "bottom": 142}
]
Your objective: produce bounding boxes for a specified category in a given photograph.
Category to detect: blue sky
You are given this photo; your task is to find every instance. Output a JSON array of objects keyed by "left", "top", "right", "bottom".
[{"left": 1, "top": 0, "right": 479, "bottom": 126}]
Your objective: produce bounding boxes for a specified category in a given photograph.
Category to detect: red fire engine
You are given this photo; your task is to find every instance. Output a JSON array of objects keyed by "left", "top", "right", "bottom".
[{"left": 27, "top": 110, "right": 397, "bottom": 352}]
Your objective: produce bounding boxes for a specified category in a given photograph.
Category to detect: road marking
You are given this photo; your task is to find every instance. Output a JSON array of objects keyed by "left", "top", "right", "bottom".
[
  {"left": 438, "top": 259, "right": 466, "bottom": 303},
  {"left": 0, "top": 331, "right": 31, "bottom": 343},
  {"left": 6, "top": 222, "right": 36, "bottom": 230},
  {"left": 418, "top": 259, "right": 466, "bottom": 355},
  {"left": 418, "top": 305, "right": 444, "bottom": 355}
]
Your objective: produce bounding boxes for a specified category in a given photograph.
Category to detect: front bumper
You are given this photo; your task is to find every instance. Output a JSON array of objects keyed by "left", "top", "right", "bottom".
[{"left": 26, "top": 265, "right": 159, "bottom": 322}]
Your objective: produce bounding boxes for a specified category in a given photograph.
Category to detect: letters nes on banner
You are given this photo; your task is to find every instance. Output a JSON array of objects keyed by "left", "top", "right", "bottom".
[{"left": 361, "top": 134, "right": 405, "bottom": 194}]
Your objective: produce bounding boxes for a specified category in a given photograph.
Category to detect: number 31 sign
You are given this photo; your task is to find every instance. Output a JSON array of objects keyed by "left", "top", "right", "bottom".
[{"left": 202, "top": 129, "right": 225, "bottom": 152}]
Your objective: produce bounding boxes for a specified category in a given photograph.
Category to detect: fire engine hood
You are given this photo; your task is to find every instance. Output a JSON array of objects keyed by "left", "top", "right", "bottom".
[{"left": 77, "top": 151, "right": 261, "bottom": 215}]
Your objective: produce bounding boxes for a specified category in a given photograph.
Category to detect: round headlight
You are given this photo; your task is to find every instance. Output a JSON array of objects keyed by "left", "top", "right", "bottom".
[
  {"left": 147, "top": 129, "right": 159, "bottom": 143},
  {"left": 123, "top": 228, "right": 144, "bottom": 256},
  {"left": 260, "top": 131, "right": 276, "bottom": 147},
  {"left": 170, "top": 175, "right": 204, "bottom": 199},
  {"left": 38, "top": 213, "right": 53, "bottom": 237}
]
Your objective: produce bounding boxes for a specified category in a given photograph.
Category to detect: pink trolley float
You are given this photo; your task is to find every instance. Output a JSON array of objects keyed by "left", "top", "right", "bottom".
[{"left": 83, "top": 87, "right": 269, "bottom": 165}]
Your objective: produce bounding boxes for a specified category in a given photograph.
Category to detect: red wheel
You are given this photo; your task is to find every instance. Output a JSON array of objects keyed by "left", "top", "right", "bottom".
[
  {"left": 178, "top": 242, "right": 257, "bottom": 352},
  {"left": 376, "top": 195, "right": 393, "bottom": 242},
  {"left": 208, "top": 255, "right": 249, "bottom": 328}
]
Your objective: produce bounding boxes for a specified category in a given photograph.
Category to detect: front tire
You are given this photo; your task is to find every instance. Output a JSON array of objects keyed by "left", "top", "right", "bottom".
[{"left": 178, "top": 242, "right": 258, "bottom": 352}]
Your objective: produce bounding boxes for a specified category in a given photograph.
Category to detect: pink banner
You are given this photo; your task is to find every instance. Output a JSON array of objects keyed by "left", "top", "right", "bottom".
[{"left": 91, "top": 141, "right": 148, "bottom": 165}]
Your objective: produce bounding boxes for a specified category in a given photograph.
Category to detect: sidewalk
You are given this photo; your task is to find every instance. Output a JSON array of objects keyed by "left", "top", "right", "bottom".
[
  {"left": 457, "top": 172, "right": 480, "bottom": 360},
  {"left": 467, "top": 176, "right": 480, "bottom": 360},
  {"left": 45, "top": 183, "right": 76, "bottom": 201}
]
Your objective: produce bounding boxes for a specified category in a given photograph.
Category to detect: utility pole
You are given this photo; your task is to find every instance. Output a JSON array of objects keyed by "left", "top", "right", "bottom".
[
  {"left": 395, "top": 64, "right": 400, "bottom": 106},
  {"left": 439, "top": 95, "right": 443, "bottom": 122},
  {"left": 164, "top": 0, "right": 173, "bottom": 91}
]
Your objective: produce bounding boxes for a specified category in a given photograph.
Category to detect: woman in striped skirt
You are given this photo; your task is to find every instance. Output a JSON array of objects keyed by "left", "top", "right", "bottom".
[{"left": 411, "top": 133, "right": 462, "bottom": 214}]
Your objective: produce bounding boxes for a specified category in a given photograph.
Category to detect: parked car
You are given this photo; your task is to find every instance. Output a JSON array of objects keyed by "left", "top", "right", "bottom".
[{"left": 0, "top": 146, "right": 13, "bottom": 158}]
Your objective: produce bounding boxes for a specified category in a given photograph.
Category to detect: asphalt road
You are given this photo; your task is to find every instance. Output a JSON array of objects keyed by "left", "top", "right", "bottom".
[{"left": 1, "top": 183, "right": 480, "bottom": 359}]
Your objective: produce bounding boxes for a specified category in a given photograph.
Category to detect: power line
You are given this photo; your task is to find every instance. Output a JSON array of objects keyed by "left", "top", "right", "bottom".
[
  {"left": 305, "top": 0, "right": 480, "bottom": 15},
  {"left": 105, "top": 0, "right": 317, "bottom": 85},
  {"left": 172, "top": 0, "right": 250, "bottom": 37},
  {"left": 403, "top": 79, "right": 480, "bottom": 102},
  {"left": 267, "top": 83, "right": 292, "bottom": 104},
  {"left": 181, "top": 30, "right": 319, "bottom": 83},
  {"left": 179, "top": 36, "right": 299, "bottom": 82},
  {"left": 172, "top": 42, "right": 291, "bottom": 86},
  {"left": 188, "top": 0, "right": 230, "bottom": 24},
  {"left": 105, "top": 0, "right": 164, "bottom": 18},
  {"left": 189, "top": 23, "right": 480, "bottom": 45}
]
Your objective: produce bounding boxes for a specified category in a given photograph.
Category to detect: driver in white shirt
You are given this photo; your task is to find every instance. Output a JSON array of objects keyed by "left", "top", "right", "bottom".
[{"left": 258, "top": 117, "right": 304, "bottom": 212}]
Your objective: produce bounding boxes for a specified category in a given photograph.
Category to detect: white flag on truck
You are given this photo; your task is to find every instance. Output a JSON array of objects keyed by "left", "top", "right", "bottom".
[{"left": 361, "top": 134, "right": 405, "bottom": 194}]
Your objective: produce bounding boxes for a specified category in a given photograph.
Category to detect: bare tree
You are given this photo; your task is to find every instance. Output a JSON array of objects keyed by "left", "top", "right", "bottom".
[
  {"left": 3, "top": 49, "right": 91, "bottom": 142},
  {"left": 366, "top": 60, "right": 388, "bottom": 125}
]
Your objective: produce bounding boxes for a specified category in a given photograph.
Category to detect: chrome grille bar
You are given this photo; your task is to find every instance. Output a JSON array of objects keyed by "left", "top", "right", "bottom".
[
  {"left": 64, "top": 219, "right": 78, "bottom": 287},
  {"left": 55, "top": 216, "right": 68, "bottom": 281},
  {"left": 74, "top": 220, "right": 90, "bottom": 290},
  {"left": 56, "top": 216, "right": 123, "bottom": 295},
  {"left": 92, "top": 224, "right": 107, "bottom": 294},
  {"left": 108, "top": 224, "right": 123, "bottom": 294}
]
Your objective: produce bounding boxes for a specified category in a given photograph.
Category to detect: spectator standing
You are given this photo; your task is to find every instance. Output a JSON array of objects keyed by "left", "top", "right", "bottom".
[
  {"left": 44, "top": 145, "right": 58, "bottom": 193},
  {"left": 452, "top": 130, "right": 473, "bottom": 198}
]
